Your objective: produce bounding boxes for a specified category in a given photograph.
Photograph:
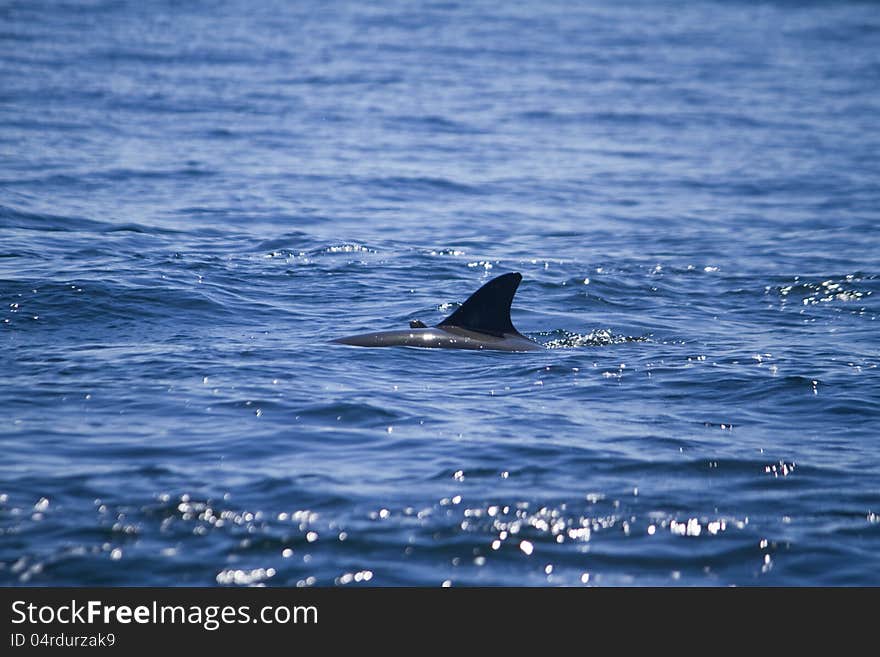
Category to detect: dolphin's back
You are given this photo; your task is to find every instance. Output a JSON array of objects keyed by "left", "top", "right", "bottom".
[
  {"left": 331, "top": 272, "right": 543, "bottom": 351},
  {"left": 331, "top": 327, "right": 539, "bottom": 351}
]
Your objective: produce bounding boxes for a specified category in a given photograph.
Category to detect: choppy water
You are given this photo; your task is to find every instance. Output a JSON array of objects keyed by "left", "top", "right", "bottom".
[{"left": 2, "top": 0, "right": 879, "bottom": 586}]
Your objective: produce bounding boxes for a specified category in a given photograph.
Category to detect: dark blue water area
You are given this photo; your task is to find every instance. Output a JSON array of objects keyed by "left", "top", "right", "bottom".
[{"left": 1, "top": 0, "right": 879, "bottom": 587}]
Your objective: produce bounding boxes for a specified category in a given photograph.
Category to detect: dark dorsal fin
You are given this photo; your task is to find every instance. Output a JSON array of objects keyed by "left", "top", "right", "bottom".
[{"left": 437, "top": 272, "right": 524, "bottom": 337}]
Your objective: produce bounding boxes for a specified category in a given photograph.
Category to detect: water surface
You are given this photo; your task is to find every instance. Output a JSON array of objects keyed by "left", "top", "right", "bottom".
[{"left": 1, "top": 0, "right": 879, "bottom": 586}]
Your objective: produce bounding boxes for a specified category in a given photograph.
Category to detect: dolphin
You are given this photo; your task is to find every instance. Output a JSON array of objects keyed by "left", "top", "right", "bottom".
[{"left": 331, "top": 272, "right": 543, "bottom": 351}]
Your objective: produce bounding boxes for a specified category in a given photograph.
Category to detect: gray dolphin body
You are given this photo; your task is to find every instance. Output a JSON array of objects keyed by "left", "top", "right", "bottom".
[{"left": 331, "top": 272, "right": 543, "bottom": 352}]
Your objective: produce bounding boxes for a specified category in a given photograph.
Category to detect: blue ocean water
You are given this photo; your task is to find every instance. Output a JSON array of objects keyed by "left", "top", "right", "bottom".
[{"left": 1, "top": 0, "right": 879, "bottom": 586}]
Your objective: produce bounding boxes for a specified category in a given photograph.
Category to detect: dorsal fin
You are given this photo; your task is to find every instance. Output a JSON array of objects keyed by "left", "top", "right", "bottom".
[{"left": 437, "top": 272, "right": 524, "bottom": 337}]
